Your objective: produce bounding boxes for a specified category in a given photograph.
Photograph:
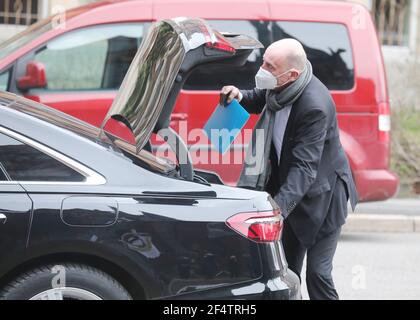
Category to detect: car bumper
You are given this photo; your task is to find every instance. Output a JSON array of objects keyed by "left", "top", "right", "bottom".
[
  {"left": 165, "top": 269, "right": 301, "bottom": 300},
  {"left": 235, "top": 271, "right": 302, "bottom": 300},
  {"left": 354, "top": 169, "right": 399, "bottom": 201}
]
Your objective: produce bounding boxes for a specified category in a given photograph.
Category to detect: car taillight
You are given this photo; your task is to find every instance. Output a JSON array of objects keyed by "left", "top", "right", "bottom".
[
  {"left": 205, "top": 41, "right": 236, "bottom": 53},
  {"left": 226, "top": 210, "right": 283, "bottom": 243},
  {"left": 204, "top": 31, "right": 236, "bottom": 53},
  {"left": 378, "top": 102, "right": 391, "bottom": 143}
]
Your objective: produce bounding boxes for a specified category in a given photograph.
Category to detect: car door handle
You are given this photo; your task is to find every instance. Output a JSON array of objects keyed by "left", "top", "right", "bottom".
[{"left": 0, "top": 213, "right": 6, "bottom": 224}]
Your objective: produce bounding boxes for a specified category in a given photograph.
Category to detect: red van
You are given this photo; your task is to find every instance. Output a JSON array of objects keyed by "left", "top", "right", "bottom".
[{"left": 0, "top": 0, "right": 398, "bottom": 201}]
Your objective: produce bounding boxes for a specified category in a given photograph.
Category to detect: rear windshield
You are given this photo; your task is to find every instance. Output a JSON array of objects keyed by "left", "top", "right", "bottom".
[{"left": 184, "top": 20, "right": 354, "bottom": 91}]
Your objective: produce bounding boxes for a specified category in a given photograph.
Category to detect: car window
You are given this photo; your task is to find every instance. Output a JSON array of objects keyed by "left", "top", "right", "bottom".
[
  {"left": 0, "top": 165, "right": 7, "bottom": 181},
  {"left": 0, "top": 69, "right": 11, "bottom": 91},
  {"left": 0, "top": 132, "right": 85, "bottom": 182},
  {"left": 272, "top": 21, "right": 354, "bottom": 90},
  {"left": 184, "top": 20, "right": 354, "bottom": 91},
  {"left": 32, "top": 23, "right": 144, "bottom": 91},
  {"left": 184, "top": 20, "right": 271, "bottom": 90}
]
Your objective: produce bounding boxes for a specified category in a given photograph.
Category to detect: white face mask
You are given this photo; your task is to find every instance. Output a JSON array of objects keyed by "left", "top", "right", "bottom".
[{"left": 254, "top": 67, "right": 292, "bottom": 90}]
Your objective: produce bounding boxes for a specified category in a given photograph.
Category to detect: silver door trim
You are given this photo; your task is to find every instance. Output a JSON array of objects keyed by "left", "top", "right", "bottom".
[{"left": 0, "top": 126, "right": 106, "bottom": 186}]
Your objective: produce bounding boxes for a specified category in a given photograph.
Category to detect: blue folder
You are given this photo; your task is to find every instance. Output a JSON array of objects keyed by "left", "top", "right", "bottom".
[{"left": 203, "top": 99, "right": 250, "bottom": 154}]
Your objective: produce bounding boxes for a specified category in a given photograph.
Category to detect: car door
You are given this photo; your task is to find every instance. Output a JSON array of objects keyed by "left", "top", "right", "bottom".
[
  {"left": 0, "top": 127, "right": 100, "bottom": 249},
  {"left": 0, "top": 135, "right": 33, "bottom": 270},
  {"left": 13, "top": 22, "right": 147, "bottom": 127}
]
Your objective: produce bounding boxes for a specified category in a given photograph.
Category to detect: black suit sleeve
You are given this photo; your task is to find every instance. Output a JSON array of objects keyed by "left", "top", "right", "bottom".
[
  {"left": 274, "top": 107, "right": 328, "bottom": 219},
  {"left": 239, "top": 88, "right": 266, "bottom": 114}
]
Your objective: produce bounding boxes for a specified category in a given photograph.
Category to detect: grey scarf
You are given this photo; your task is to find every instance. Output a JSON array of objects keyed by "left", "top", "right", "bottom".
[{"left": 237, "top": 60, "right": 313, "bottom": 190}]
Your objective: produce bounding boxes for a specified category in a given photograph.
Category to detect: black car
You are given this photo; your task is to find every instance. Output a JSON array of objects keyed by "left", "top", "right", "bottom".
[{"left": 0, "top": 18, "right": 300, "bottom": 300}]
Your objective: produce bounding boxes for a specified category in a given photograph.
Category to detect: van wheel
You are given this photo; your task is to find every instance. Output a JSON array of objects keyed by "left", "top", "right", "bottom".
[{"left": 0, "top": 263, "right": 132, "bottom": 300}]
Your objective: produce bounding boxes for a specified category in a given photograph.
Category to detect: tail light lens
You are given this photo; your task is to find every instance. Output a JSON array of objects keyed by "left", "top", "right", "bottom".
[
  {"left": 205, "top": 41, "right": 236, "bottom": 53},
  {"left": 226, "top": 210, "right": 283, "bottom": 243},
  {"left": 204, "top": 31, "right": 236, "bottom": 53},
  {"left": 378, "top": 102, "right": 391, "bottom": 143}
]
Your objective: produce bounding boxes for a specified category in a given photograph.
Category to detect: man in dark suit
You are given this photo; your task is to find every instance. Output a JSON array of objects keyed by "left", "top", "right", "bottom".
[{"left": 221, "top": 39, "right": 358, "bottom": 300}]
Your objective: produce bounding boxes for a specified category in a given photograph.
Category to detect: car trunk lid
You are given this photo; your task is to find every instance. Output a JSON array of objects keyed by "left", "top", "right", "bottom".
[{"left": 100, "top": 17, "right": 263, "bottom": 153}]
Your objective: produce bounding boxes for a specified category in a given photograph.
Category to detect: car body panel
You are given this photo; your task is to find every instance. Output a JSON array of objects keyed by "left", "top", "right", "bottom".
[
  {"left": 0, "top": 18, "right": 299, "bottom": 296},
  {"left": 23, "top": 192, "right": 264, "bottom": 298},
  {"left": 0, "top": 95, "right": 298, "bottom": 299},
  {"left": 0, "top": 183, "right": 33, "bottom": 279}
]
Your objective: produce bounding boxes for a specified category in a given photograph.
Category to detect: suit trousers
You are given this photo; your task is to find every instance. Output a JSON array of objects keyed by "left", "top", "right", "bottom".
[
  {"left": 282, "top": 221, "right": 341, "bottom": 300},
  {"left": 282, "top": 178, "right": 348, "bottom": 300}
]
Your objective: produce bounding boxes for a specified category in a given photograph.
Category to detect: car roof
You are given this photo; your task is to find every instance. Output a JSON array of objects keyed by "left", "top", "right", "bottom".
[
  {"left": 61, "top": 0, "right": 361, "bottom": 25},
  {"left": 0, "top": 1, "right": 386, "bottom": 105},
  {"left": 0, "top": 0, "right": 366, "bottom": 70}
]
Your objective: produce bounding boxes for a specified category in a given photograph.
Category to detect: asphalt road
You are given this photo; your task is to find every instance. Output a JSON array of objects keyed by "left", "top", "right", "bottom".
[{"left": 299, "top": 232, "right": 420, "bottom": 300}]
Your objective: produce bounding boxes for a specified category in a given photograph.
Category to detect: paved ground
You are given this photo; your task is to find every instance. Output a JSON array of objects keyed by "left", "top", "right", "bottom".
[
  {"left": 299, "top": 232, "right": 420, "bottom": 300},
  {"left": 353, "top": 199, "right": 420, "bottom": 216},
  {"left": 343, "top": 198, "right": 420, "bottom": 233}
]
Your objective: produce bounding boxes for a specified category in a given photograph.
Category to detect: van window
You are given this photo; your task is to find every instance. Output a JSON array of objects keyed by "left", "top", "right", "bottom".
[
  {"left": 32, "top": 23, "right": 144, "bottom": 91},
  {"left": 0, "top": 69, "right": 11, "bottom": 91},
  {"left": 184, "top": 20, "right": 271, "bottom": 90},
  {"left": 0, "top": 132, "right": 85, "bottom": 182},
  {"left": 272, "top": 21, "right": 354, "bottom": 90},
  {"left": 184, "top": 20, "right": 354, "bottom": 91},
  {"left": 0, "top": 18, "right": 53, "bottom": 61}
]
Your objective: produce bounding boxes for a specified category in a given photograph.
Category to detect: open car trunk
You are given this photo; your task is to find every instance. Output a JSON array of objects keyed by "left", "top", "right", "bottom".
[{"left": 100, "top": 17, "right": 263, "bottom": 183}]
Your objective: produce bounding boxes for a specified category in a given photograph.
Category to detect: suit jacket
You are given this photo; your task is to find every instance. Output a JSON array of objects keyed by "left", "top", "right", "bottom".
[{"left": 240, "top": 76, "right": 358, "bottom": 247}]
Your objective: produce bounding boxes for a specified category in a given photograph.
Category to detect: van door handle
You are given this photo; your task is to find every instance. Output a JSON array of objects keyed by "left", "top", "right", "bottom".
[
  {"left": 0, "top": 213, "right": 6, "bottom": 224},
  {"left": 170, "top": 113, "right": 188, "bottom": 127},
  {"left": 170, "top": 113, "right": 188, "bottom": 121}
]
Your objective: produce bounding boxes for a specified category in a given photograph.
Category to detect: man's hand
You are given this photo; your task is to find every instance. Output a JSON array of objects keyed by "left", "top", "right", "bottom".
[{"left": 220, "top": 85, "right": 241, "bottom": 106}]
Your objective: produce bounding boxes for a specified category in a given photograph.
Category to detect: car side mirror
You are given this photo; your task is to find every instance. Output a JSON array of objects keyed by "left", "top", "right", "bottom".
[{"left": 17, "top": 61, "right": 47, "bottom": 90}]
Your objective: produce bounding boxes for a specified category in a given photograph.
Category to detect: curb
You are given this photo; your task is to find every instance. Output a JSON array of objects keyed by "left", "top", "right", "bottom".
[{"left": 342, "top": 214, "right": 420, "bottom": 233}]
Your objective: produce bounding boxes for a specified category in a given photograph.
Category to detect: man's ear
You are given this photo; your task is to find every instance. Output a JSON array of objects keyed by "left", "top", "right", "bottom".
[{"left": 290, "top": 69, "right": 300, "bottom": 81}]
